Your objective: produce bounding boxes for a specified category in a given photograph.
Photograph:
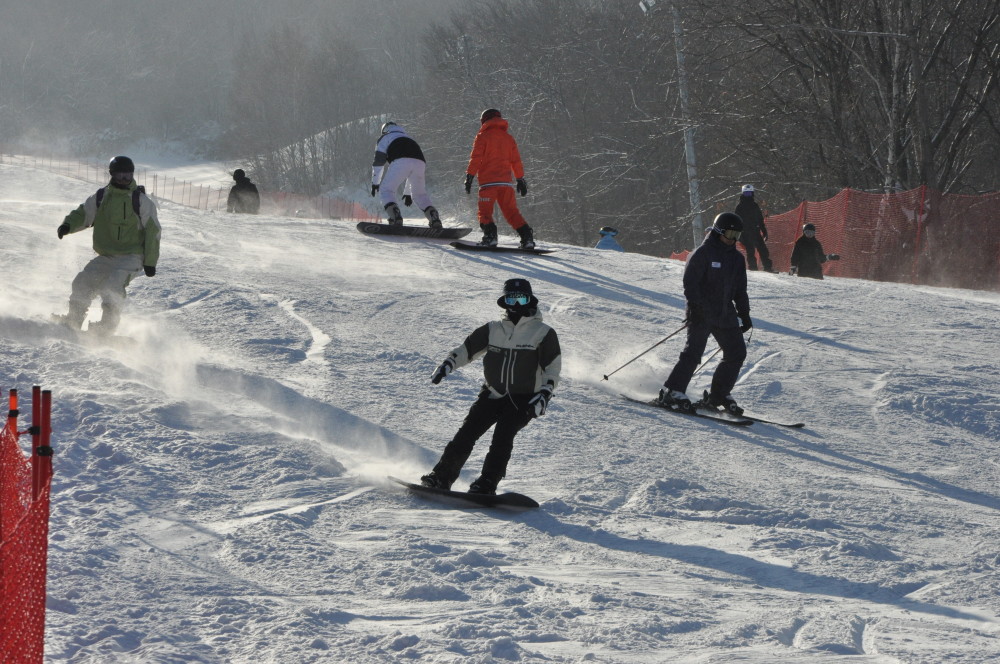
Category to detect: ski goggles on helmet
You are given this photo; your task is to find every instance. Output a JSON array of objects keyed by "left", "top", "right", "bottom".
[
  {"left": 504, "top": 292, "right": 531, "bottom": 306},
  {"left": 714, "top": 227, "right": 741, "bottom": 241}
]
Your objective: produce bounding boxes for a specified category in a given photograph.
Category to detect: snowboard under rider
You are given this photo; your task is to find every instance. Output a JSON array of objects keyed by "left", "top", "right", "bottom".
[
  {"left": 658, "top": 212, "right": 751, "bottom": 415},
  {"left": 55, "top": 155, "right": 161, "bottom": 335},
  {"left": 422, "top": 278, "right": 561, "bottom": 495},
  {"left": 790, "top": 223, "right": 841, "bottom": 279},
  {"left": 371, "top": 122, "right": 442, "bottom": 229},
  {"left": 464, "top": 109, "right": 535, "bottom": 249}
]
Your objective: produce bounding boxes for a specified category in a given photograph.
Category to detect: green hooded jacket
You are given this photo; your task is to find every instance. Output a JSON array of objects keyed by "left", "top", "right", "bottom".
[{"left": 63, "top": 182, "right": 161, "bottom": 266}]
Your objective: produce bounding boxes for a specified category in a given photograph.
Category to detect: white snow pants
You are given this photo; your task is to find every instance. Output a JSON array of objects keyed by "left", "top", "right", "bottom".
[
  {"left": 68, "top": 253, "right": 143, "bottom": 331},
  {"left": 379, "top": 157, "right": 433, "bottom": 212}
]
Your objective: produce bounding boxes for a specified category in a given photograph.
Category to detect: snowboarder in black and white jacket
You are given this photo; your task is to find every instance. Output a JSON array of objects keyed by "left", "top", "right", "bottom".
[
  {"left": 371, "top": 122, "right": 442, "bottom": 229},
  {"left": 421, "top": 278, "right": 561, "bottom": 495}
]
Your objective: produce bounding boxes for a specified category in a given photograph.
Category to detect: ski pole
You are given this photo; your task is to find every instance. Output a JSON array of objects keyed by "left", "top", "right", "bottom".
[
  {"left": 692, "top": 346, "right": 722, "bottom": 376},
  {"left": 602, "top": 323, "right": 688, "bottom": 381},
  {"left": 693, "top": 326, "right": 751, "bottom": 376}
]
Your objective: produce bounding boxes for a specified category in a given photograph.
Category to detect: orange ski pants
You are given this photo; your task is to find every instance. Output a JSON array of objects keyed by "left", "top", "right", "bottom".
[{"left": 477, "top": 185, "right": 527, "bottom": 230}]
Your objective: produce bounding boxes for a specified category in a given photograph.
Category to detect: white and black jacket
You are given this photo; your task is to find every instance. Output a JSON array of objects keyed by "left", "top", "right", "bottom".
[{"left": 446, "top": 310, "right": 561, "bottom": 398}]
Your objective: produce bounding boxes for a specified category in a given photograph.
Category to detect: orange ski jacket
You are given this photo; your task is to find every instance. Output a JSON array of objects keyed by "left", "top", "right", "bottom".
[{"left": 466, "top": 117, "right": 525, "bottom": 188}]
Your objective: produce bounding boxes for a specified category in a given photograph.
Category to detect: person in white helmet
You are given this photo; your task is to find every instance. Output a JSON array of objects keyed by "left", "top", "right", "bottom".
[
  {"left": 734, "top": 184, "right": 774, "bottom": 272},
  {"left": 371, "top": 121, "right": 442, "bottom": 229}
]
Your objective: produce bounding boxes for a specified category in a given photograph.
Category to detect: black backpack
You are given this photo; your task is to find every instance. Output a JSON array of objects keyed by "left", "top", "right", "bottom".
[{"left": 95, "top": 185, "right": 145, "bottom": 217}]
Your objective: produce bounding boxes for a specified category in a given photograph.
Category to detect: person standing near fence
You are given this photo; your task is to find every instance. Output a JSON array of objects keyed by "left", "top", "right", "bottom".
[
  {"left": 55, "top": 156, "right": 161, "bottom": 335},
  {"left": 790, "top": 223, "right": 841, "bottom": 279},
  {"left": 371, "top": 122, "right": 442, "bottom": 229},
  {"left": 227, "top": 169, "right": 260, "bottom": 214},
  {"left": 734, "top": 184, "right": 774, "bottom": 272}
]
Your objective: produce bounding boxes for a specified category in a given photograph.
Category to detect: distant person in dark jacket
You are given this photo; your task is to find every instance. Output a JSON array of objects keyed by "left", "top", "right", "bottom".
[
  {"left": 790, "top": 223, "right": 840, "bottom": 279},
  {"left": 227, "top": 169, "right": 260, "bottom": 214},
  {"left": 734, "top": 184, "right": 773, "bottom": 272},
  {"left": 657, "top": 213, "right": 751, "bottom": 416}
]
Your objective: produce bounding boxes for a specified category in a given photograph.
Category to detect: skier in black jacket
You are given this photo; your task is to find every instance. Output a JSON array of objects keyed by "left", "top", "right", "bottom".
[
  {"left": 790, "top": 223, "right": 840, "bottom": 279},
  {"left": 734, "top": 184, "right": 773, "bottom": 271},
  {"left": 657, "top": 212, "right": 751, "bottom": 415}
]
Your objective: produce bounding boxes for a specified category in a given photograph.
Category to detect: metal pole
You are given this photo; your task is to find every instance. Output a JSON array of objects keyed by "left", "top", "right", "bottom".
[{"left": 671, "top": 3, "right": 704, "bottom": 248}]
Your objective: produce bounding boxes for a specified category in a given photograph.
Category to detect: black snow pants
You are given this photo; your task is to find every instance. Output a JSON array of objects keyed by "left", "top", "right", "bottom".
[
  {"left": 432, "top": 389, "right": 534, "bottom": 485},
  {"left": 665, "top": 323, "right": 747, "bottom": 401}
]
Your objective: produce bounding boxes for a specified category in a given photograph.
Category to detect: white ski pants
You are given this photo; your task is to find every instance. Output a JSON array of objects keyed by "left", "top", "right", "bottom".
[
  {"left": 68, "top": 253, "right": 143, "bottom": 330},
  {"left": 379, "top": 157, "right": 433, "bottom": 212}
]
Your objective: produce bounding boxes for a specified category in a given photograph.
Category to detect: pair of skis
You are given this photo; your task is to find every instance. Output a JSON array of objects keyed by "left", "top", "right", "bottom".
[{"left": 621, "top": 394, "right": 804, "bottom": 428}]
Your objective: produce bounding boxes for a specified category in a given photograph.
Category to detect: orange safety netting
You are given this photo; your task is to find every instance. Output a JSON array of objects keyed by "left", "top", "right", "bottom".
[
  {"left": 0, "top": 402, "right": 51, "bottom": 664},
  {"left": 763, "top": 187, "right": 1000, "bottom": 290}
]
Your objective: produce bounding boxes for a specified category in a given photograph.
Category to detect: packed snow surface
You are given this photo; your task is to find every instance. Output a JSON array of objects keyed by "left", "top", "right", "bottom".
[{"left": 1, "top": 162, "right": 999, "bottom": 663}]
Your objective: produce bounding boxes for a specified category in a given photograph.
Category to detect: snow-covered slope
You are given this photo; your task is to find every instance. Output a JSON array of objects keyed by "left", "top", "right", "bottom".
[{"left": 2, "top": 163, "right": 999, "bottom": 663}]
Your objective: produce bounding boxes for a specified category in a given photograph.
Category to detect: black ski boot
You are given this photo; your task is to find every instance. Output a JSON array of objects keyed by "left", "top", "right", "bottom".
[
  {"left": 468, "top": 476, "right": 498, "bottom": 495},
  {"left": 516, "top": 224, "right": 535, "bottom": 249},
  {"left": 420, "top": 471, "right": 452, "bottom": 491},
  {"left": 385, "top": 202, "right": 404, "bottom": 226},
  {"left": 424, "top": 206, "right": 443, "bottom": 229},
  {"left": 657, "top": 388, "right": 693, "bottom": 412},
  {"left": 704, "top": 390, "right": 744, "bottom": 416},
  {"left": 479, "top": 222, "right": 499, "bottom": 247}
]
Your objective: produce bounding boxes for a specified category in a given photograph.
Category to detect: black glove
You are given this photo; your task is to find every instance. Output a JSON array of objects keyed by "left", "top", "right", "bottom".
[
  {"left": 57, "top": 223, "right": 70, "bottom": 239},
  {"left": 827, "top": 254, "right": 841, "bottom": 261},
  {"left": 464, "top": 174, "right": 474, "bottom": 194},
  {"left": 402, "top": 194, "right": 412, "bottom": 207},
  {"left": 370, "top": 184, "right": 379, "bottom": 197},
  {"left": 739, "top": 313, "right": 753, "bottom": 333},
  {"left": 685, "top": 303, "right": 703, "bottom": 326},
  {"left": 528, "top": 385, "right": 553, "bottom": 417},
  {"left": 144, "top": 265, "right": 156, "bottom": 277},
  {"left": 516, "top": 178, "right": 528, "bottom": 197},
  {"left": 430, "top": 358, "right": 455, "bottom": 384}
]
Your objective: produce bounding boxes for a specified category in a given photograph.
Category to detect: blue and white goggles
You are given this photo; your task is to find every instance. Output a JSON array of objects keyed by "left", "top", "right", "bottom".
[{"left": 504, "top": 292, "right": 531, "bottom": 306}]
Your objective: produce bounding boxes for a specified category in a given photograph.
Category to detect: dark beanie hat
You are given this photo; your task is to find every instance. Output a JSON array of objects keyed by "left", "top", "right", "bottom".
[{"left": 503, "top": 278, "right": 532, "bottom": 297}]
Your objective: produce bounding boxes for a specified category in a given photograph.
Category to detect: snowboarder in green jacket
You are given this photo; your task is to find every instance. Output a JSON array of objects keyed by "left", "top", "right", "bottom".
[{"left": 55, "top": 155, "right": 161, "bottom": 334}]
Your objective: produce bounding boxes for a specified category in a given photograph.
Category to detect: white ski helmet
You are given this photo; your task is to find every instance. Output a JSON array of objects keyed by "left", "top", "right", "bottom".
[{"left": 741, "top": 184, "right": 754, "bottom": 195}]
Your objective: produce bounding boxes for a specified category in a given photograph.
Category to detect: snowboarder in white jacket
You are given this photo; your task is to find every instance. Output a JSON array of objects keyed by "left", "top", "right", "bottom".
[
  {"left": 371, "top": 122, "right": 442, "bottom": 229},
  {"left": 422, "top": 278, "right": 561, "bottom": 495}
]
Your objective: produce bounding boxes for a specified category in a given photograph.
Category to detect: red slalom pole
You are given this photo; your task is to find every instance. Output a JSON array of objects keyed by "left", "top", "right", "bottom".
[{"left": 32, "top": 388, "right": 53, "bottom": 501}]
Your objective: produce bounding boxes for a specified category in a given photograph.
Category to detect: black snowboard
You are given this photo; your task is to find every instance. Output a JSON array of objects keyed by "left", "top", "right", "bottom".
[
  {"left": 388, "top": 476, "right": 539, "bottom": 510},
  {"left": 356, "top": 221, "right": 472, "bottom": 239},
  {"left": 449, "top": 241, "right": 556, "bottom": 255}
]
